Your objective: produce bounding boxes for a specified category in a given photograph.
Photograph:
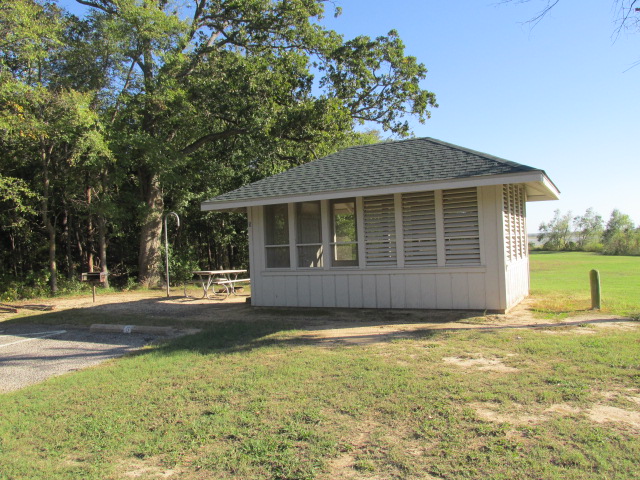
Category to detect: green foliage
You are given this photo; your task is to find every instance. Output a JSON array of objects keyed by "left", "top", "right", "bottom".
[
  {"left": 573, "top": 207, "right": 603, "bottom": 251},
  {"left": 0, "top": 0, "right": 436, "bottom": 293},
  {"left": 538, "top": 209, "right": 573, "bottom": 250},
  {"left": 538, "top": 208, "right": 638, "bottom": 256}
]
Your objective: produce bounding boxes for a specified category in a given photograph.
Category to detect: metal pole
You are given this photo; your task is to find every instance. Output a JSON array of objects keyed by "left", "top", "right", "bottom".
[{"left": 164, "top": 212, "right": 180, "bottom": 297}]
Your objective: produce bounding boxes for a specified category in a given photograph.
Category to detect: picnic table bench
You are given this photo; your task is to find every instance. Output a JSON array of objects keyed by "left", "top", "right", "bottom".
[{"left": 189, "top": 270, "right": 249, "bottom": 299}]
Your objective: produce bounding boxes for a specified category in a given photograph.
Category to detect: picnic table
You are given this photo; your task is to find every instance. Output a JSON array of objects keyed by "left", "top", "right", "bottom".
[{"left": 191, "top": 270, "right": 249, "bottom": 299}]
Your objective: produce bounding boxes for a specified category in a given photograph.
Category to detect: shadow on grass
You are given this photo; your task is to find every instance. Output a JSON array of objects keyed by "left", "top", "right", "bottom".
[{"left": 1, "top": 294, "right": 636, "bottom": 357}]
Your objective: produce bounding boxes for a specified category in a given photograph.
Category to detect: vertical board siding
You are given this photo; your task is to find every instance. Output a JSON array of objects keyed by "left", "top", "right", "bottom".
[
  {"left": 505, "top": 257, "right": 530, "bottom": 308},
  {"left": 348, "top": 275, "right": 363, "bottom": 308},
  {"left": 404, "top": 274, "right": 421, "bottom": 308},
  {"left": 309, "top": 276, "right": 323, "bottom": 307},
  {"left": 335, "top": 276, "right": 349, "bottom": 307},
  {"left": 436, "top": 274, "right": 453, "bottom": 309},
  {"left": 362, "top": 275, "right": 377, "bottom": 308},
  {"left": 322, "top": 276, "right": 336, "bottom": 307},
  {"left": 390, "top": 275, "right": 406, "bottom": 309},
  {"left": 375, "top": 276, "right": 392, "bottom": 308},
  {"left": 451, "top": 275, "right": 469, "bottom": 309},
  {"left": 257, "top": 270, "right": 497, "bottom": 310},
  {"left": 420, "top": 275, "right": 437, "bottom": 308},
  {"left": 285, "top": 276, "right": 298, "bottom": 306},
  {"left": 298, "top": 276, "right": 311, "bottom": 307}
]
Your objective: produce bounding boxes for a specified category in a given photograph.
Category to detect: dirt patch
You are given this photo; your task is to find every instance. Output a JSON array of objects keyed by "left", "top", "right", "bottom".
[
  {"left": 325, "top": 420, "right": 379, "bottom": 479},
  {"left": 442, "top": 356, "right": 518, "bottom": 372},
  {"left": 471, "top": 403, "right": 544, "bottom": 425},
  {"left": 120, "top": 458, "right": 183, "bottom": 479},
  {"left": 1, "top": 292, "right": 637, "bottom": 345},
  {"left": 540, "top": 327, "right": 597, "bottom": 335},
  {"left": 587, "top": 405, "right": 640, "bottom": 429},
  {"left": 471, "top": 402, "right": 581, "bottom": 426}
]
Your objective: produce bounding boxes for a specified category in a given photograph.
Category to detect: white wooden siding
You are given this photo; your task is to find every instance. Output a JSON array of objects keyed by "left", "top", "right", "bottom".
[
  {"left": 505, "top": 257, "right": 530, "bottom": 307},
  {"left": 248, "top": 185, "right": 520, "bottom": 311}
]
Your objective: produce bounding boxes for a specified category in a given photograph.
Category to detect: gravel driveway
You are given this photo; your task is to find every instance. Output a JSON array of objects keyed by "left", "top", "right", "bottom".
[{"left": 0, "top": 325, "right": 155, "bottom": 393}]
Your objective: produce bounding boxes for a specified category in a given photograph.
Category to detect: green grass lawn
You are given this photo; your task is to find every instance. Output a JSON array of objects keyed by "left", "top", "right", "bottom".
[
  {"left": 1, "top": 253, "right": 639, "bottom": 479},
  {"left": 1, "top": 320, "right": 639, "bottom": 480},
  {"left": 529, "top": 251, "right": 640, "bottom": 317}
]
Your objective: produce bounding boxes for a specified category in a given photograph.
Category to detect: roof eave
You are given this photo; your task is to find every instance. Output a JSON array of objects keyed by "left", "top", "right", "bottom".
[{"left": 201, "top": 170, "right": 559, "bottom": 212}]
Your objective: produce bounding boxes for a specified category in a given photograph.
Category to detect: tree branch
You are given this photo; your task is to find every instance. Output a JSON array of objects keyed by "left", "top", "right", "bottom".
[
  {"left": 180, "top": 129, "right": 246, "bottom": 155},
  {"left": 74, "top": 0, "right": 117, "bottom": 15}
]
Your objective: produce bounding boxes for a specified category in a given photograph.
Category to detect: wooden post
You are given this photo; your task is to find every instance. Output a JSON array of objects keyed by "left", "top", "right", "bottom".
[
  {"left": 92, "top": 285, "right": 96, "bottom": 303},
  {"left": 590, "top": 269, "right": 601, "bottom": 310}
]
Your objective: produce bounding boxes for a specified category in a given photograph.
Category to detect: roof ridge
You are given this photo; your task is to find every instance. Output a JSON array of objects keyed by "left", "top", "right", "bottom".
[{"left": 338, "top": 135, "right": 425, "bottom": 152}]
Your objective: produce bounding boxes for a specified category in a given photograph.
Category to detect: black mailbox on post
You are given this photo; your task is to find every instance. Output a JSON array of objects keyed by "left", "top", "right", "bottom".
[
  {"left": 81, "top": 272, "right": 108, "bottom": 284},
  {"left": 81, "top": 272, "right": 108, "bottom": 302}
]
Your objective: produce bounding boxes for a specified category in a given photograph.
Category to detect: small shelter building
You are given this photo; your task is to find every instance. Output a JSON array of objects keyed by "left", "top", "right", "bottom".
[{"left": 201, "top": 138, "right": 559, "bottom": 312}]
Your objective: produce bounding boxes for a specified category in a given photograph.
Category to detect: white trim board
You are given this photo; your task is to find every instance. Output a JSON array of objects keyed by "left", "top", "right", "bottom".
[{"left": 201, "top": 171, "right": 559, "bottom": 212}]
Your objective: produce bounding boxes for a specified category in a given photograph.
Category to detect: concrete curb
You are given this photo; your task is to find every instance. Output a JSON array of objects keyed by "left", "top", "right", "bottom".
[{"left": 90, "top": 324, "right": 174, "bottom": 336}]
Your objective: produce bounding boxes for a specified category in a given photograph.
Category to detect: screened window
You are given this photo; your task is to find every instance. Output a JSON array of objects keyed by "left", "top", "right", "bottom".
[
  {"left": 331, "top": 199, "right": 358, "bottom": 267},
  {"left": 363, "top": 195, "right": 397, "bottom": 266},
  {"left": 402, "top": 191, "right": 437, "bottom": 266},
  {"left": 296, "top": 201, "right": 322, "bottom": 268},
  {"left": 264, "top": 204, "right": 290, "bottom": 268},
  {"left": 442, "top": 188, "right": 480, "bottom": 265}
]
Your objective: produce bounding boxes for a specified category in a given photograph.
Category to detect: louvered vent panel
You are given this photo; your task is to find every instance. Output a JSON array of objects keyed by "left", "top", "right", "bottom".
[
  {"left": 402, "top": 191, "right": 437, "bottom": 266},
  {"left": 363, "top": 195, "right": 397, "bottom": 266},
  {"left": 515, "top": 185, "right": 523, "bottom": 258},
  {"left": 443, "top": 188, "right": 480, "bottom": 265},
  {"left": 503, "top": 184, "right": 527, "bottom": 263},
  {"left": 503, "top": 185, "right": 513, "bottom": 262}
]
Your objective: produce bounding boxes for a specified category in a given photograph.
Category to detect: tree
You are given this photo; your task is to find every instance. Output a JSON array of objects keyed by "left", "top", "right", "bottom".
[
  {"left": 60, "top": 0, "right": 437, "bottom": 286},
  {"left": 538, "top": 209, "right": 573, "bottom": 250},
  {"left": 573, "top": 207, "right": 604, "bottom": 250},
  {"left": 1, "top": 0, "right": 112, "bottom": 293},
  {"left": 601, "top": 209, "right": 639, "bottom": 255}
]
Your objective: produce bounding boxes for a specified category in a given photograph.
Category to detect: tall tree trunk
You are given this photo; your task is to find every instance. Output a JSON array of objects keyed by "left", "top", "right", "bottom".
[
  {"left": 10, "top": 232, "right": 18, "bottom": 277},
  {"left": 41, "top": 146, "right": 57, "bottom": 294},
  {"left": 86, "top": 184, "right": 94, "bottom": 272},
  {"left": 138, "top": 167, "right": 164, "bottom": 287},
  {"left": 97, "top": 213, "right": 109, "bottom": 288},
  {"left": 63, "top": 208, "right": 74, "bottom": 280},
  {"left": 46, "top": 219, "right": 57, "bottom": 293}
]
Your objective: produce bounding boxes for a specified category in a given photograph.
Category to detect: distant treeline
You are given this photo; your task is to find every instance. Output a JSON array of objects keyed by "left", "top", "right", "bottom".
[{"left": 534, "top": 208, "right": 640, "bottom": 255}]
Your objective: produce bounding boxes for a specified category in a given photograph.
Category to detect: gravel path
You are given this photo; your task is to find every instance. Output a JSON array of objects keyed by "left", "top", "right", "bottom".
[{"left": 0, "top": 325, "right": 154, "bottom": 393}]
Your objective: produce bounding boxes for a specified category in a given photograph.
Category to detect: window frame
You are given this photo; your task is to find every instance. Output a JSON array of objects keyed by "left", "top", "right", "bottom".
[
  {"left": 329, "top": 198, "right": 359, "bottom": 267},
  {"left": 264, "top": 203, "right": 291, "bottom": 269},
  {"left": 295, "top": 201, "right": 323, "bottom": 268}
]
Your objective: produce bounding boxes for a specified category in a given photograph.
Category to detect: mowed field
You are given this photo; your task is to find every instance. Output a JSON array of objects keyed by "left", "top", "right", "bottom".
[
  {"left": 0, "top": 252, "right": 638, "bottom": 480},
  {"left": 529, "top": 251, "right": 640, "bottom": 317}
]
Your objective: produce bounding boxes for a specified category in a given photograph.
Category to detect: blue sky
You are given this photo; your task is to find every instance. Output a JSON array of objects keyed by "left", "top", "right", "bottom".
[
  {"left": 320, "top": 1, "right": 640, "bottom": 232},
  {"left": 58, "top": 0, "right": 639, "bottom": 232}
]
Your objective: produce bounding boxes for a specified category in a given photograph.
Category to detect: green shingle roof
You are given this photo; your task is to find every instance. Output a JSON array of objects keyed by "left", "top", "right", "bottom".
[{"left": 203, "top": 137, "right": 544, "bottom": 207}]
